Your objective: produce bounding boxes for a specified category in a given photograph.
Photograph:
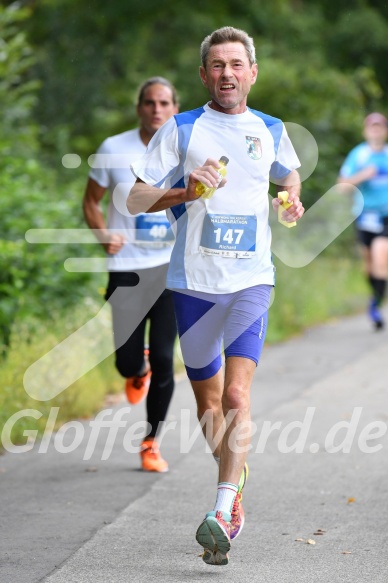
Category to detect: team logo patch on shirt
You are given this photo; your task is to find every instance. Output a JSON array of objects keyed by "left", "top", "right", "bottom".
[{"left": 246, "top": 136, "right": 262, "bottom": 160}]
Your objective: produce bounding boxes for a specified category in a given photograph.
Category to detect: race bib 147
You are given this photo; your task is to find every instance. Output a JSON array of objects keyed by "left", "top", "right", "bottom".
[{"left": 199, "top": 213, "right": 257, "bottom": 258}]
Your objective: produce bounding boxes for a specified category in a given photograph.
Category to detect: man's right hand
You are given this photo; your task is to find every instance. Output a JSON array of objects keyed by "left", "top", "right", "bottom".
[{"left": 186, "top": 158, "right": 227, "bottom": 201}]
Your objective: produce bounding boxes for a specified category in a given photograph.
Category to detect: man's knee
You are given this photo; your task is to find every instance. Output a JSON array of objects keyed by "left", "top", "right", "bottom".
[{"left": 223, "top": 383, "right": 249, "bottom": 412}]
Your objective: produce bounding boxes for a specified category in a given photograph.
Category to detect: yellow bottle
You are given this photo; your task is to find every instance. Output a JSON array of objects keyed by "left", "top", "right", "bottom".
[
  {"left": 195, "top": 156, "right": 229, "bottom": 199},
  {"left": 277, "top": 191, "right": 296, "bottom": 228}
]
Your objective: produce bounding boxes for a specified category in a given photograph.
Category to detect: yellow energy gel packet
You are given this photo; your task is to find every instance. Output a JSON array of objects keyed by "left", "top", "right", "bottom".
[{"left": 278, "top": 191, "right": 296, "bottom": 228}]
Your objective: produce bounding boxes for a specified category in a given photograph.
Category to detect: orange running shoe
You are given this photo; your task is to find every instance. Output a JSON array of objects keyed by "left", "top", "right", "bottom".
[
  {"left": 140, "top": 439, "right": 168, "bottom": 473},
  {"left": 125, "top": 368, "right": 151, "bottom": 405}
]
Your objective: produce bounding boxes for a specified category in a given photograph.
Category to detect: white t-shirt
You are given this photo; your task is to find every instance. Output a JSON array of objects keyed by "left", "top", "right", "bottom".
[
  {"left": 89, "top": 128, "right": 173, "bottom": 271},
  {"left": 131, "top": 104, "right": 300, "bottom": 293}
]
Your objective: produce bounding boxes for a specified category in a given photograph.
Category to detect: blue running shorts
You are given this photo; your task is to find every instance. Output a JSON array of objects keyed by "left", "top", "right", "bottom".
[{"left": 172, "top": 285, "right": 272, "bottom": 381}]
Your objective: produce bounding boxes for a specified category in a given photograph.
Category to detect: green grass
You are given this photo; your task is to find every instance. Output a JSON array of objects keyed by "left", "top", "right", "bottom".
[
  {"left": 0, "top": 313, "right": 122, "bottom": 450},
  {"left": 0, "top": 256, "right": 369, "bottom": 449},
  {"left": 267, "top": 255, "right": 368, "bottom": 343}
]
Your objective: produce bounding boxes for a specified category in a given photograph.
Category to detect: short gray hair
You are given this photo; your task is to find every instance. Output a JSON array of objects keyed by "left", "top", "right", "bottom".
[
  {"left": 137, "top": 76, "right": 178, "bottom": 106},
  {"left": 200, "top": 26, "right": 256, "bottom": 67}
]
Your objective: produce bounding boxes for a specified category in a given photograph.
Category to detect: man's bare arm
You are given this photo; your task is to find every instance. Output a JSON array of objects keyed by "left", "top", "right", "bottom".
[
  {"left": 83, "top": 177, "right": 126, "bottom": 253},
  {"left": 337, "top": 166, "right": 377, "bottom": 187},
  {"left": 128, "top": 179, "right": 188, "bottom": 214},
  {"left": 275, "top": 169, "right": 301, "bottom": 199},
  {"left": 127, "top": 158, "right": 226, "bottom": 214}
]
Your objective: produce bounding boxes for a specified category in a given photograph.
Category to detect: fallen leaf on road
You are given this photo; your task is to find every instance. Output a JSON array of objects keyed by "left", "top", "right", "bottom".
[
  {"left": 347, "top": 497, "right": 356, "bottom": 504},
  {"left": 313, "top": 529, "right": 326, "bottom": 535},
  {"left": 341, "top": 551, "right": 352, "bottom": 554},
  {"left": 295, "top": 538, "right": 305, "bottom": 542},
  {"left": 306, "top": 539, "right": 316, "bottom": 545}
]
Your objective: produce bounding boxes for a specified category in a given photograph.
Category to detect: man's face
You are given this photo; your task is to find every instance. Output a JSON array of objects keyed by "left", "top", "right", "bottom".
[
  {"left": 137, "top": 83, "right": 178, "bottom": 136},
  {"left": 199, "top": 42, "right": 258, "bottom": 114}
]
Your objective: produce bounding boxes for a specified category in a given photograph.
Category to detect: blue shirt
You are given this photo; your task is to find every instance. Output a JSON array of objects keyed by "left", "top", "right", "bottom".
[{"left": 340, "top": 142, "right": 388, "bottom": 219}]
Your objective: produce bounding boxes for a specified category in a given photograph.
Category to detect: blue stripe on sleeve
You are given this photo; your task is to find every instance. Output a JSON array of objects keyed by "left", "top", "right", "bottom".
[{"left": 249, "top": 108, "right": 283, "bottom": 155}]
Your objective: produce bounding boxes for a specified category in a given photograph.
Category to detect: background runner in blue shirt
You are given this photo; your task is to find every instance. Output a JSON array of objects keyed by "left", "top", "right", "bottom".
[{"left": 338, "top": 112, "right": 388, "bottom": 330}]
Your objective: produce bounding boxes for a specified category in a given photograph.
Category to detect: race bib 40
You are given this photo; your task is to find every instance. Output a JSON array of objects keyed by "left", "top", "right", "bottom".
[{"left": 135, "top": 214, "right": 174, "bottom": 247}]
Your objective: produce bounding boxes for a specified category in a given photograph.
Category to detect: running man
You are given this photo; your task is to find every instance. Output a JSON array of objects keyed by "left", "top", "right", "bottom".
[
  {"left": 83, "top": 77, "right": 179, "bottom": 472},
  {"left": 128, "top": 27, "right": 304, "bottom": 564}
]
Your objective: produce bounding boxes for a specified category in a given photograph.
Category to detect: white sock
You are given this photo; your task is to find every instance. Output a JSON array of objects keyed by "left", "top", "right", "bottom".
[{"left": 213, "top": 482, "right": 238, "bottom": 515}]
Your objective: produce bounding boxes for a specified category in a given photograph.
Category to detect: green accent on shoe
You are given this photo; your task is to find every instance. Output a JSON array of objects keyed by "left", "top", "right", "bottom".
[
  {"left": 238, "top": 462, "right": 249, "bottom": 493},
  {"left": 231, "top": 463, "right": 249, "bottom": 540}
]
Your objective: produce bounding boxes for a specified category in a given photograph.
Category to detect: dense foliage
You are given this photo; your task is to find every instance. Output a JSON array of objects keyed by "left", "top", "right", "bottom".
[{"left": 0, "top": 4, "right": 96, "bottom": 351}]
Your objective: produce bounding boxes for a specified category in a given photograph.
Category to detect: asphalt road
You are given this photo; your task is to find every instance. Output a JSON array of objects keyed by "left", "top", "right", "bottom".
[{"left": 1, "top": 307, "right": 387, "bottom": 583}]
